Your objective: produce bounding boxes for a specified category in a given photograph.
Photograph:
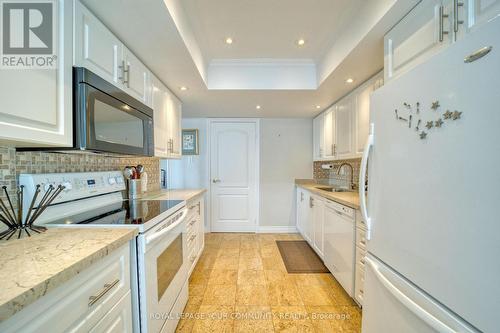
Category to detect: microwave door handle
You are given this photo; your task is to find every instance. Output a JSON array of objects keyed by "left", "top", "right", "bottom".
[{"left": 145, "top": 208, "right": 188, "bottom": 246}]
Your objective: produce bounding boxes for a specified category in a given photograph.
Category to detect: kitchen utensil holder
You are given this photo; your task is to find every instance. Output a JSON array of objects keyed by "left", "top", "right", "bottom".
[
  {"left": 128, "top": 179, "right": 142, "bottom": 199},
  {"left": 0, "top": 184, "right": 65, "bottom": 241}
]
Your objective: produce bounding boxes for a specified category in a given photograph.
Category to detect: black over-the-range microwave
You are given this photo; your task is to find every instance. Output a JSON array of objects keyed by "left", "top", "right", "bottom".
[{"left": 20, "top": 67, "right": 154, "bottom": 156}]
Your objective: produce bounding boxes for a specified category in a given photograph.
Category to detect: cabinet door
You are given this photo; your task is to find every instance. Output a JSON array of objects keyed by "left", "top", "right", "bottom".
[
  {"left": 123, "top": 48, "right": 151, "bottom": 107},
  {"left": 312, "top": 196, "right": 325, "bottom": 258},
  {"left": 323, "top": 107, "right": 336, "bottom": 159},
  {"left": 460, "top": 0, "right": 500, "bottom": 37},
  {"left": 384, "top": 0, "right": 451, "bottom": 82},
  {"left": 152, "top": 76, "right": 168, "bottom": 157},
  {"left": 74, "top": 1, "right": 122, "bottom": 86},
  {"left": 0, "top": 0, "right": 72, "bottom": 147},
  {"left": 335, "top": 96, "right": 354, "bottom": 159},
  {"left": 313, "top": 115, "right": 324, "bottom": 160},
  {"left": 354, "top": 74, "right": 382, "bottom": 156},
  {"left": 169, "top": 94, "right": 182, "bottom": 158}
]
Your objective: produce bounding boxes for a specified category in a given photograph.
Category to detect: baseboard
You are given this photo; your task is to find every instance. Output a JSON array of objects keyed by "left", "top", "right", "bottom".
[{"left": 256, "top": 226, "right": 298, "bottom": 233}]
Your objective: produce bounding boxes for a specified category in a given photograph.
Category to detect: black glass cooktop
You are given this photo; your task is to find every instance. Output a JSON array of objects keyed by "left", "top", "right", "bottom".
[{"left": 46, "top": 199, "right": 183, "bottom": 226}]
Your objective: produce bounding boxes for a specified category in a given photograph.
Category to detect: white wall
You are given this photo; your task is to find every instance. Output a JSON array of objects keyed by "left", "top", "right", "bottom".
[
  {"left": 259, "top": 119, "right": 313, "bottom": 228},
  {"left": 165, "top": 117, "right": 313, "bottom": 231}
]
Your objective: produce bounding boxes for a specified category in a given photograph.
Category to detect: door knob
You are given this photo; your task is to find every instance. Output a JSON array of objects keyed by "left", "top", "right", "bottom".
[{"left": 212, "top": 178, "right": 221, "bottom": 183}]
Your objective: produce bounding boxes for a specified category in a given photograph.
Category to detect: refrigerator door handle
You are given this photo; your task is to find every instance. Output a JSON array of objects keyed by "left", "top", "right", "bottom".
[
  {"left": 366, "top": 257, "right": 458, "bottom": 333},
  {"left": 359, "top": 123, "right": 374, "bottom": 240}
]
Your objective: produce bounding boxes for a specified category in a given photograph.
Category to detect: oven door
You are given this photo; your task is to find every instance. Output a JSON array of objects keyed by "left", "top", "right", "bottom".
[
  {"left": 77, "top": 82, "right": 153, "bottom": 156},
  {"left": 137, "top": 208, "right": 188, "bottom": 333}
]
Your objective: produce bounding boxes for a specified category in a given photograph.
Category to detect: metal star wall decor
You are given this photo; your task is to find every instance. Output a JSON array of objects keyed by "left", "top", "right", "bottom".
[
  {"left": 452, "top": 111, "right": 462, "bottom": 120},
  {"left": 431, "top": 101, "right": 440, "bottom": 110},
  {"left": 392, "top": 100, "right": 464, "bottom": 141},
  {"left": 443, "top": 110, "right": 453, "bottom": 119}
]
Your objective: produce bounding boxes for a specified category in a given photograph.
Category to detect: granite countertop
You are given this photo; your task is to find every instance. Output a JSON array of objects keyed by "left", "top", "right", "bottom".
[
  {"left": 143, "top": 188, "right": 207, "bottom": 202},
  {"left": 295, "top": 179, "right": 361, "bottom": 209},
  {"left": 0, "top": 227, "right": 137, "bottom": 323}
]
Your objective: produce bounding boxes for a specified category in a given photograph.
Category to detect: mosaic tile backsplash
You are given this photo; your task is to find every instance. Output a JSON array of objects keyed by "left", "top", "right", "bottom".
[
  {"left": 0, "top": 146, "right": 160, "bottom": 209},
  {"left": 313, "top": 158, "right": 362, "bottom": 188}
]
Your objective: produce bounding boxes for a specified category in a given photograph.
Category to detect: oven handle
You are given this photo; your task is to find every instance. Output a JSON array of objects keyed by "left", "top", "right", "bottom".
[{"left": 145, "top": 208, "right": 188, "bottom": 245}]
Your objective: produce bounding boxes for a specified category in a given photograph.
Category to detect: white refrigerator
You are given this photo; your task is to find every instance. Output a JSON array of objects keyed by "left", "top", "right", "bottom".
[{"left": 359, "top": 16, "right": 500, "bottom": 333}]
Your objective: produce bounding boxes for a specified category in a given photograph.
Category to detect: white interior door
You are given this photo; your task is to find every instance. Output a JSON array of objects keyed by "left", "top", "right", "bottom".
[{"left": 210, "top": 120, "right": 258, "bottom": 232}]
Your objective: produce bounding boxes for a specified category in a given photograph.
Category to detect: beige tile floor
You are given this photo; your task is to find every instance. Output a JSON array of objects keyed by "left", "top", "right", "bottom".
[{"left": 175, "top": 233, "right": 362, "bottom": 333}]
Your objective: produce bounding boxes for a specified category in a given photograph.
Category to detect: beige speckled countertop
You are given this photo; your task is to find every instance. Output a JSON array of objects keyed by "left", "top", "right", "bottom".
[
  {"left": 142, "top": 188, "right": 207, "bottom": 202},
  {"left": 0, "top": 228, "right": 137, "bottom": 322},
  {"left": 295, "top": 180, "right": 360, "bottom": 209}
]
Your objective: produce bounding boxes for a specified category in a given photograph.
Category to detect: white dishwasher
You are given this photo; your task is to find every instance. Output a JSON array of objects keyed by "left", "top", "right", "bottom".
[{"left": 324, "top": 199, "right": 355, "bottom": 297}]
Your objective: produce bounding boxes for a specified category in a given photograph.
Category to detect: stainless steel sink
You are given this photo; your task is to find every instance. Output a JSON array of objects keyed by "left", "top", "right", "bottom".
[{"left": 315, "top": 186, "right": 353, "bottom": 193}]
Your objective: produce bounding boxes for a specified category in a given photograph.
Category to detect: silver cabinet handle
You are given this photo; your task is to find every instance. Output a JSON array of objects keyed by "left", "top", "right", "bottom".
[
  {"left": 89, "top": 279, "right": 119, "bottom": 307},
  {"left": 309, "top": 197, "right": 314, "bottom": 208},
  {"left": 453, "top": 0, "right": 464, "bottom": 33},
  {"left": 212, "top": 178, "right": 221, "bottom": 183},
  {"left": 439, "top": 6, "right": 449, "bottom": 42},
  {"left": 300, "top": 192, "right": 304, "bottom": 202},
  {"left": 189, "top": 234, "right": 197, "bottom": 241}
]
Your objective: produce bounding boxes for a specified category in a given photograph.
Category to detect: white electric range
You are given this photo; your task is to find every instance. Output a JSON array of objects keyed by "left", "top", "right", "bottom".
[{"left": 19, "top": 171, "right": 189, "bottom": 333}]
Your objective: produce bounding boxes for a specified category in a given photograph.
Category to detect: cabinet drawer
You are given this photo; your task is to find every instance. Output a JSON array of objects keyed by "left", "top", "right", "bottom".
[
  {"left": 89, "top": 291, "right": 132, "bottom": 333},
  {"left": 1, "top": 244, "right": 131, "bottom": 333},
  {"left": 356, "top": 227, "right": 367, "bottom": 250},
  {"left": 355, "top": 263, "right": 365, "bottom": 306}
]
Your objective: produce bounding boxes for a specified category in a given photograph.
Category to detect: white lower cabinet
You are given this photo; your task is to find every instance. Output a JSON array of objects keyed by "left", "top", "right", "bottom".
[
  {"left": 186, "top": 195, "right": 205, "bottom": 276},
  {"left": 311, "top": 194, "right": 325, "bottom": 259},
  {"left": 296, "top": 188, "right": 310, "bottom": 237},
  {"left": 0, "top": 243, "right": 133, "bottom": 333}
]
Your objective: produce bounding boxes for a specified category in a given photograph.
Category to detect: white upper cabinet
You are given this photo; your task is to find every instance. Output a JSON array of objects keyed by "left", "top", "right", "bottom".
[
  {"left": 313, "top": 72, "right": 382, "bottom": 161},
  {"left": 123, "top": 47, "right": 151, "bottom": 106},
  {"left": 460, "top": 0, "right": 500, "bottom": 37},
  {"left": 323, "top": 107, "right": 336, "bottom": 159},
  {"left": 74, "top": 1, "right": 121, "bottom": 85},
  {"left": 354, "top": 73, "right": 383, "bottom": 155},
  {"left": 152, "top": 76, "right": 168, "bottom": 157},
  {"left": 0, "top": 0, "right": 73, "bottom": 147},
  {"left": 312, "top": 115, "right": 324, "bottom": 160},
  {"left": 74, "top": 1, "right": 153, "bottom": 107},
  {"left": 335, "top": 96, "right": 354, "bottom": 159},
  {"left": 384, "top": 0, "right": 451, "bottom": 83},
  {"left": 385, "top": 0, "right": 500, "bottom": 81},
  {"left": 167, "top": 93, "right": 182, "bottom": 159},
  {"left": 151, "top": 75, "right": 182, "bottom": 159}
]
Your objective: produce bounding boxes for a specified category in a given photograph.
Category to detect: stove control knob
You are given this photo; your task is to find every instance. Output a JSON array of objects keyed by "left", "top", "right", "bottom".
[
  {"left": 62, "top": 182, "right": 73, "bottom": 191},
  {"left": 108, "top": 177, "right": 116, "bottom": 185}
]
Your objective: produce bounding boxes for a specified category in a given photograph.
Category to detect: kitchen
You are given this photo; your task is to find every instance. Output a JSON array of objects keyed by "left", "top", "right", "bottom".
[{"left": 0, "top": 0, "right": 499, "bottom": 332}]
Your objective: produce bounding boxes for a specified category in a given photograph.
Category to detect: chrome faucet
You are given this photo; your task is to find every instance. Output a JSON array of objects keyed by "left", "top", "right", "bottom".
[{"left": 337, "top": 162, "right": 355, "bottom": 190}]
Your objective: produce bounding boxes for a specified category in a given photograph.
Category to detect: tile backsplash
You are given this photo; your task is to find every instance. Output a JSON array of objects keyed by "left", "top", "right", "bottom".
[
  {"left": 0, "top": 146, "right": 160, "bottom": 209},
  {"left": 313, "top": 158, "right": 362, "bottom": 188}
]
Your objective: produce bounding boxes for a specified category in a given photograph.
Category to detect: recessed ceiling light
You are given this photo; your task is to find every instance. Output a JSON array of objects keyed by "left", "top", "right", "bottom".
[
  {"left": 316, "top": 105, "right": 321, "bottom": 109},
  {"left": 225, "top": 37, "right": 233, "bottom": 45},
  {"left": 346, "top": 78, "right": 354, "bottom": 84},
  {"left": 297, "top": 39, "right": 305, "bottom": 46},
  {"left": 180, "top": 86, "right": 188, "bottom": 91},
  {"left": 256, "top": 105, "right": 261, "bottom": 110}
]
